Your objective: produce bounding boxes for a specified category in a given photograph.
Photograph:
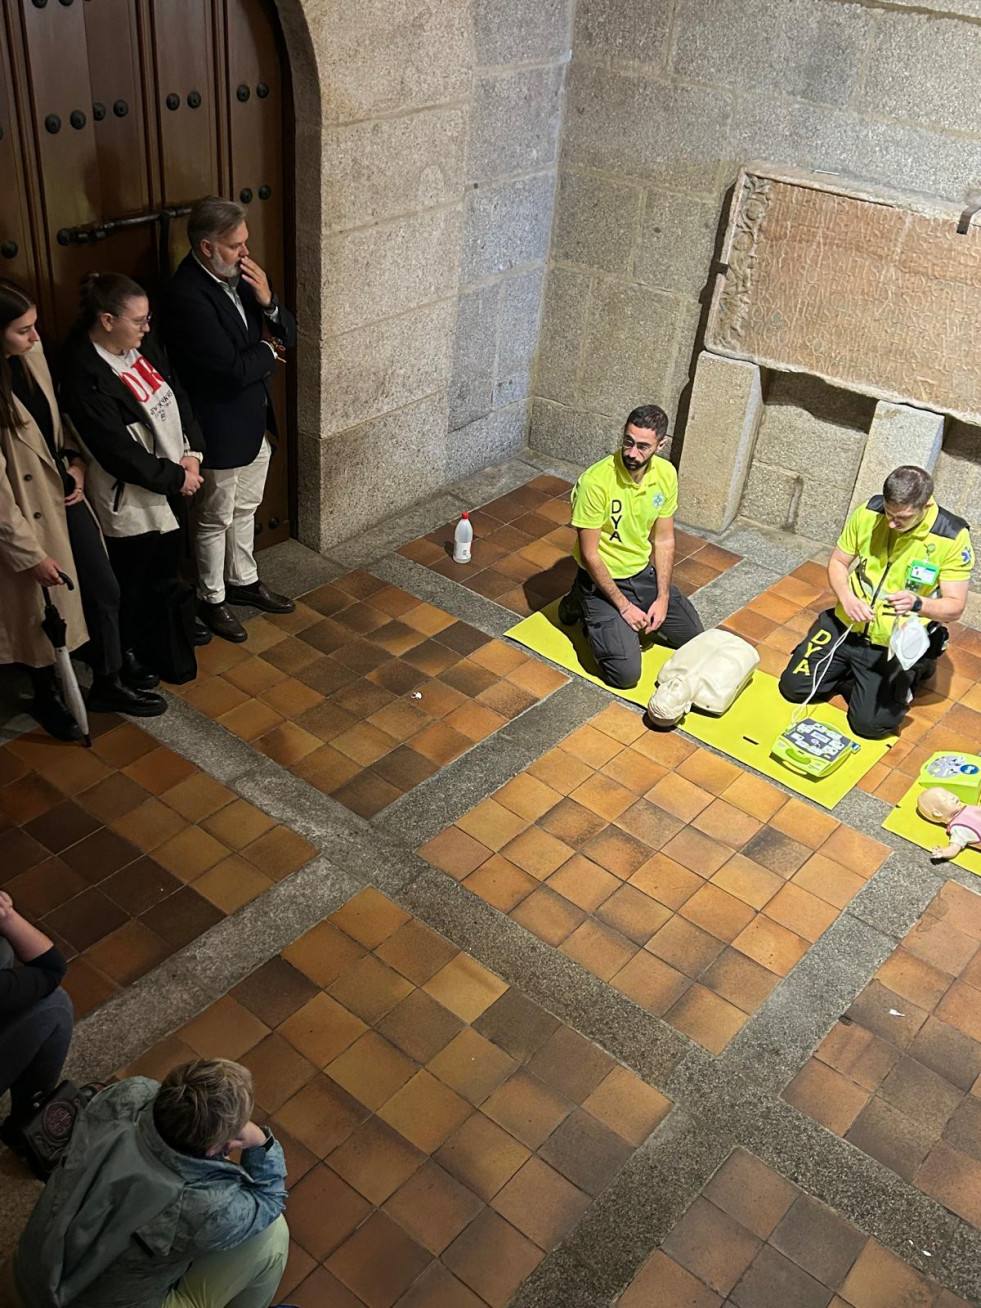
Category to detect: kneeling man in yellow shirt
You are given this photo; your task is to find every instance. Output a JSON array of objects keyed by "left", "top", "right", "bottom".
[
  {"left": 779, "top": 465, "right": 973, "bottom": 738},
  {"left": 559, "top": 404, "right": 703, "bottom": 689}
]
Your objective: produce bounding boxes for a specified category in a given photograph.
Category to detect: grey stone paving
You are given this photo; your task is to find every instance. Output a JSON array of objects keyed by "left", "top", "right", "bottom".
[{"left": 2, "top": 451, "right": 981, "bottom": 1305}]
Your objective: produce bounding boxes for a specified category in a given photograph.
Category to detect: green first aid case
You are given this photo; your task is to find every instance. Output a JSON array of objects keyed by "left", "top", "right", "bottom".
[{"left": 771, "top": 718, "right": 860, "bottom": 779}]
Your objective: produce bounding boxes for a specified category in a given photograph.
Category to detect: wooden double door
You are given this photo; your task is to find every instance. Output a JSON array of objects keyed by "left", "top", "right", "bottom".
[{"left": 0, "top": 0, "right": 294, "bottom": 547}]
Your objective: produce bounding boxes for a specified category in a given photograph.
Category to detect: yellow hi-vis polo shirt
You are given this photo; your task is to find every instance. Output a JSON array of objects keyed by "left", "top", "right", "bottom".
[
  {"left": 836, "top": 496, "right": 974, "bottom": 648},
  {"left": 570, "top": 452, "right": 678, "bottom": 579}
]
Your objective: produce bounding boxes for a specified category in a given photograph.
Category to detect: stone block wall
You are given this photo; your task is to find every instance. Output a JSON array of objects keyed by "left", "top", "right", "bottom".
[
  {"left": 284, "top": 0, "right": 571, "bottom": 549},
  {"left": 530, "top": 0, "right": 981, "bottom": 468}
]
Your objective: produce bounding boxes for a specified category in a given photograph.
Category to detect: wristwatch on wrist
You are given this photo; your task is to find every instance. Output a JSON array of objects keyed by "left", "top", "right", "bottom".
[{"left": 912, "top": 597, "right": 923, "bottom": 614}]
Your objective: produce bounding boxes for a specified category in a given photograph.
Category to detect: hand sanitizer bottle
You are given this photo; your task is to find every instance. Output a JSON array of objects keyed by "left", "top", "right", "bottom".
[{"left": 453, "top": 512, "right": 473, "bottom": 563}]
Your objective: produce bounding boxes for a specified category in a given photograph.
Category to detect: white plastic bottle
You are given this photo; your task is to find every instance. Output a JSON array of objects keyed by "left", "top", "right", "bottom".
[{"left": 453, "top": 511, "right": 473, "bottom": 563}]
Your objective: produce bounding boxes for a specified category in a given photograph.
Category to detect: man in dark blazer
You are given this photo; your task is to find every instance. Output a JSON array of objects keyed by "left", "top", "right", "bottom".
[{"left": 163, "top": 196, "right": 297, "bottom": 642}]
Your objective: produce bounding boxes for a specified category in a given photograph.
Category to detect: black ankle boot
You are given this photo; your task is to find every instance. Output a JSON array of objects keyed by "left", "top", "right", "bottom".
[
  {"left": 88, "top": 675, "right": 166, "bottom": 718},
  {"left": 29, "top": 668, "right": 82, "bottom": 742},
  {"left": 120, "top": 649, "right": 160, "bottom": 691}
]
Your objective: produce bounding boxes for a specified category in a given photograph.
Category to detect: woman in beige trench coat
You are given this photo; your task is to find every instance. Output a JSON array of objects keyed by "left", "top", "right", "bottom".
[{"left": 0, "top": 280, "right": 165, "bottom": 738}]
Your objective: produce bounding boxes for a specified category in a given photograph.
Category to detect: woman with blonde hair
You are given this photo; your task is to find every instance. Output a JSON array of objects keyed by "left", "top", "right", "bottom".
[{"left": 0, "top": 279, "right": 164, "bottom": 737}]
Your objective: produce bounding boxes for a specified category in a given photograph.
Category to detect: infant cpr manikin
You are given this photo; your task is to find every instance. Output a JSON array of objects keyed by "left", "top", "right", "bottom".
[{"left": 647, "top": 630, "right": 759, "bottom": 727}]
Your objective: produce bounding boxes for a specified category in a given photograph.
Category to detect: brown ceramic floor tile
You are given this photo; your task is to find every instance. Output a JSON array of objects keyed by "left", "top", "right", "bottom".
[
  {"left": 490, "top": 1155, "right": 590, "bottom": 1250},
  {"left": 680, "top": 882, "right": 757, "bottom": 943},
  {"left": 329, "top": 954, "right": 414, "bottom": 1024},
  {"left": 667, "top": 983, "right": 748, "bottom": 1053},
  {"left": 377, "top": 991, "right": 466, "bottom": 1064},
  {"left": 328, "top": 1115, "right": 425, "bottom": 1205},
  {"left": 331, "top": 887, "right": 412, "bottom": 949},
  {"left": 612, "top": 949, "right": 691, "bottom": 1015},
  {"left": 24, "top": 799, "right": 101, "bottom": 854},
  {"left": 463, "top": 856, "right": 538, "bottom": 911},
  {"left": 327, "top": 1030, "right": 418, "bottom": 1110},
  {"left": 239, "top": 1032, "right": 319, "bottom": 1114},
  {"left": 783, "top": 1059, "right": 870, "bottom": 1134},
  {"left": 178, "top": 994, "right": 269, "bottom": 1061},
  {"left": 442, "top": 1207, "right": 544, "bottom": 1308},
  {"left": 85, "top": 919, "right": 171, "bottom": 986},
  {"left": 75, "top": 772, "right": 149, "bottom": 824},
  {"left": 845, "top": 1096, "right": 938, "bottom": 1181},
  {"left": 5, "top": 858, "right": 87, "bottom": 917},
  {"left": 647, "top": 915, "right": 725, "bottom": 978},
  {"left": 423, "top": 955, "right": 508, "bottom": 1023},
  {"left": 510, "top": 885, "right": 585, "bottom": 945},
  {"left": 61, "top": 956, "right": 119, "bottom": 1020},
  {"left": 194, "top": 855, "right": 271, "bottom": 913},
  {"left": 661, "top": 1195, "right": 761, "bottom": 1297},
  {"left": 703, "top": 1149, "right": 797, "bottom": 1239},
  {"left": 278, "top": 992, "right": 367, "bottom": 1067},
  {"left": 471, "top": 991, "right": 560, "bottom": 1066},
  {"left": 618, "top": 1250, "right": 723, "bottom": 1308},
  {"left": 286, "top": 1162, "right": 373, "bottom": 1261},
  {"left": 582, "top": 1065, "right": 671, "bottom": 1146},
  {"left": 378, "top": 1069, "right": 473, "bottom": 1153},
  {"left": 140, "top": 886, "right": 223, "bottom": 948},
  {"left": 332, "top": 772, "right": 402, "bottom": 818},
  {"left": 44, "top": 887, "right": 128, "bottom": 952},
  {"left": 383, "top": 1159, "right": 484, "bottom": 1255},
  {"left": 274, "top": 1072, "right": 369, "bottom": 1157},
  {"left": 434, "top": 1110, "right": 530, "bottom": 1201}
]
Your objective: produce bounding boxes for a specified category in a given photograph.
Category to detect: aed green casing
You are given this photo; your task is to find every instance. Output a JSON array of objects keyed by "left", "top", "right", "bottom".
[
  {"left": 917, "top": 752, "right": 981, "bottom": 804},
  {"left": 771, "top": 718, "right": 858, "bottom": 779}
]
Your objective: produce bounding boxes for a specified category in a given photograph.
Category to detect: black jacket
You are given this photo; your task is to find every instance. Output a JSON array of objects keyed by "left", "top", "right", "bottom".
[
  {"left": 58, "top": 329, "right": 205, "bottom": 498},
  {"left": 161, "top": 253, "right": 296, "bottom": 470}
]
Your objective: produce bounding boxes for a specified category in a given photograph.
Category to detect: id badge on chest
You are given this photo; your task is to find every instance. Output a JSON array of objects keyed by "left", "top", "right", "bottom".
[{"left": 906, "top": 560, "right": 939, "bottom": 593}]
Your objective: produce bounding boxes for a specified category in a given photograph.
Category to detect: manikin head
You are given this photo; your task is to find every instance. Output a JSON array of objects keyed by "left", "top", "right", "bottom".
[
  {"left": 188, "top": 196, "right": 250, "bottom": 281},
  {"left": 619, "top": 404, "right": 668, "bottom": 476},
  {"left": 917, "top": 786, "right": 964, "bottom": 825},
  {"left": 647, "top": 674, "right": 693, "bottom": 727},
  {"left": 882, "top": 466, "right": 933, "bottom": 534}
]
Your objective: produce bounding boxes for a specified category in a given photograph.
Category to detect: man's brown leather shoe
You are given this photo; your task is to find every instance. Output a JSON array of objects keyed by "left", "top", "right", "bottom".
[
  {"left": 225, "top": 580, "right": 295, "bottom": 614},
  {"left": 199, "top": 601, "right": 247, "bottom": 643}
]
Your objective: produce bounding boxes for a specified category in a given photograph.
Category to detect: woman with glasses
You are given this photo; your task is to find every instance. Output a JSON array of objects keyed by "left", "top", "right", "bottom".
[
  {"left": 0, "top": 278, "right": 164, "bottom": 738},
  {"left": 60, "top": 272, "right": 209, "bottom": 679}
]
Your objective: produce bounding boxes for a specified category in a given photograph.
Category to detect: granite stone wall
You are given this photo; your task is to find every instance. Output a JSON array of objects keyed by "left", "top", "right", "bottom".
[
  {"left": 530, "top": 0, "right": 981, "bottom": 503},
  {"left": 280, "top": 0, "right": 572, "bottom": 549}
]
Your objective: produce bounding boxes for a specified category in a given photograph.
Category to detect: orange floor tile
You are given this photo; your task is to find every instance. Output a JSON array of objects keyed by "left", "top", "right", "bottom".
[
  {"left": 417, "top": 703, "right": 890, "bottom": 1054},
  {"left": 123, "top": 888, "right": 672, "bottom": 1307}
]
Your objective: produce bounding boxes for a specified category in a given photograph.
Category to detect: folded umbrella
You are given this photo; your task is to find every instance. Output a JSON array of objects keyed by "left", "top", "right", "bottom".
[{"left": 40, "top": 574, "right": 91, "bottom": 748}]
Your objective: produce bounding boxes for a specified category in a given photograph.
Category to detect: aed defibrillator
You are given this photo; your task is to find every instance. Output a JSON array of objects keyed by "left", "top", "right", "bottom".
[
  {"left": 917, "top": 752, "right": 981, "bottom": 804},
  {"left": 771, "top": 718, "right": 859, "bottom": 779}
]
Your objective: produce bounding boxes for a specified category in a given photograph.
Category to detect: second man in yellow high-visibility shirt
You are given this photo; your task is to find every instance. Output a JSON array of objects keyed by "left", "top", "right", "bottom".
[
  {"left": 779, "top": 465, "right": 973, "bottom": 739},
  {"left": 559, "top": 404, "right": 702, "bottom": 688}
]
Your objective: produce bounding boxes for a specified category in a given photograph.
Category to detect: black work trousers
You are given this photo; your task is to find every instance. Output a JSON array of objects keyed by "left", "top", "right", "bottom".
[
  {"left": 778, "top": 608, "right": 927, "bottom": 740},
  {"left": 65, "top": 503, "right": 121, "bottom": 676},
  {"left": 104, "top": 529, "right": 180, "bottom": 656},
  {"left": 578, "top": 564, "right": 703, "bottom": 690}
]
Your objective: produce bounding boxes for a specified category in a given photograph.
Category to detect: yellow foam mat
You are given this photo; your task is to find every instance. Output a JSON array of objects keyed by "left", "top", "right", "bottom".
[
  {"left": 506, "top": 602, "right": 894, "bottom": 810},
  {"left": 882, "top": 779, "right": 981, "bottom": 875}
]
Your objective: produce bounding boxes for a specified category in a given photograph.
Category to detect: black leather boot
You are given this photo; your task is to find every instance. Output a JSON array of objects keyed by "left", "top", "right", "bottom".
[
  {"left": 120, "top": 649, "right": 160, "bottom": 691},
  {"left": 88, "top": 675, "right": 166, "bottom": 717},
  {"left": 29, "top": 667, "right": 82, "bottom": 742}
]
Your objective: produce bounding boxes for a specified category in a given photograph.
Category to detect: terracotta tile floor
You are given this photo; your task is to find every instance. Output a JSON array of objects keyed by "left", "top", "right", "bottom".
[
  {"left": 785, "top": 880, "right": 981, "bottom": 1224},
  {"left": 619, "top": 1146, "right": 970, "bottom": 1307},
  {"left": 417, "top": 702, "right": 891, "bottom": 1053},
  {"left": 168, "top": 570, "right": 568, "bottom": 819},
  {"left": 0, "top": 721, "right": 319, "bottom": 1020},
  {"left": 397, "top": 473, "right": 742, "bottom": 616},
  {"left": 123, "top": 888, "right": 672, "bottom": 1307},
  {"left": 719, "top": 560, "right": 981, "bottom": 808}
]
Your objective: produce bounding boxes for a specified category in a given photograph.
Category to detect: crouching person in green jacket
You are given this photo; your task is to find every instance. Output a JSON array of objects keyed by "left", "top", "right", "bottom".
[{"left": 1, "top": 1059, "right": 293, "bottom": 1308}]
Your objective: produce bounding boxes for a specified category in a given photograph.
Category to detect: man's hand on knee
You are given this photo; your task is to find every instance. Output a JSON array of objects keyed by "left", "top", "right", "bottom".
[
  {"left": 620, "top": 603, "right": 648, "bottom": 632},
  {"left": 645, "top": 595, "right": 669, "bottom": 633}
]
